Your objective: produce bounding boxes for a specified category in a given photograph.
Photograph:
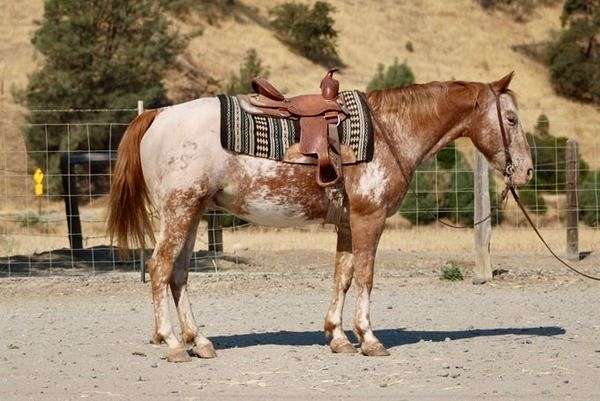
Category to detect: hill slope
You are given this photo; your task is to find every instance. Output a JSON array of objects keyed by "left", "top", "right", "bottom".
[
  {"left": 187, "top": 0, "right": 599, "bottom": 164},
  {"left": 1, "top": 0, "right": 599, "bottom": 196}
]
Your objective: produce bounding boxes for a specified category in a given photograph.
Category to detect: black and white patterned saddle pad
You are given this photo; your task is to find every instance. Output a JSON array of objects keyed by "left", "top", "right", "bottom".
[{"left": 217, "top": 90, "right": 373, "bottom": 162}]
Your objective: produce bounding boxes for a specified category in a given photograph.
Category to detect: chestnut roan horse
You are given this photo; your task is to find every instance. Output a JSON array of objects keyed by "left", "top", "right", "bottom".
[{"left": 107, "top": 73, "right": 533, "bottom": 362}]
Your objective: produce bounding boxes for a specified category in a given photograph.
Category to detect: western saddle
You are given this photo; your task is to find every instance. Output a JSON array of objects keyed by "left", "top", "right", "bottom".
[{"left": 248, "top": 68, "right": 347, "bottom": 187}]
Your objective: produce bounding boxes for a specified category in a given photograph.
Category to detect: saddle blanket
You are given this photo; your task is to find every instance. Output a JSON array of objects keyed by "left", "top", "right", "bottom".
[{"left": 217, "top": 90, "right": 374, "bottom": 163}]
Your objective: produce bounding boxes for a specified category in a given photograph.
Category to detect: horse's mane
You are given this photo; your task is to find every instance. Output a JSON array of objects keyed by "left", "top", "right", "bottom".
[
  {"left": 366, "top": 80, "right": 518, "bottom": 121},
  {"left": 366, "top": 82, "right": 446, "bottom": 119}
]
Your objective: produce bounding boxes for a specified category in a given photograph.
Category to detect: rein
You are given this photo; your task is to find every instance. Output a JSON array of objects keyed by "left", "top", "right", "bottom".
[{"left": 368, "top": 88, "right": 600, "bottom": 281}]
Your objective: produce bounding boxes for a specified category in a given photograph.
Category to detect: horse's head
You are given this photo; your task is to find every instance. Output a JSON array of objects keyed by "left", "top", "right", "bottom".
[{"left": 469, "top": 73, "right": 533, "bottom": 187}]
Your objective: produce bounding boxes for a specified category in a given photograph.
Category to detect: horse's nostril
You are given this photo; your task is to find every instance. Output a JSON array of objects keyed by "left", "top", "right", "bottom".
[{"left": 527, "top": 168, "right": 534, "bottom": 179}]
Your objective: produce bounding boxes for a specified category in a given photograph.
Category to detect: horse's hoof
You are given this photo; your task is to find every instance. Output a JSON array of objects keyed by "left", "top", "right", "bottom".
[
  {"left": 192, "top": 343, "right": 217, "bottom": 359},
  {"left": 330, "top": 339, "right": 357, "bottom": 354},
  {"left": 166, "top": 347, "right": 192, "bottom": 363},
  {"left": 361, "top": 342, "right": 390, "bottom": 357}
]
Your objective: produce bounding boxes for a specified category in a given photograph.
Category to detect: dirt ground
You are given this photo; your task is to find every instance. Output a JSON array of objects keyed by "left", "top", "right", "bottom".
[{"left": 1, "top": 247, "right": 600, "bottom": 401}]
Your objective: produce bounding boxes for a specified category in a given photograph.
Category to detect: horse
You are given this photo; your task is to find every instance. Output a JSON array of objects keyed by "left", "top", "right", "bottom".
[{"left": 107, "top": 72, "right": 533, "bottom": 362}]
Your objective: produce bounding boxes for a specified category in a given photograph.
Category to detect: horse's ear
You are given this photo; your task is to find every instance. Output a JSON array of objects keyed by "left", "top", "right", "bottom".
[{"left": 491, "top": 71, "right": 514, "bottom": 93}]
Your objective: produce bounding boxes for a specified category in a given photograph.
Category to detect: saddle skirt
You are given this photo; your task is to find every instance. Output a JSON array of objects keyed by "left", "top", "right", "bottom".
[{"left": 217, "top": 90, "right": 374, "bottom": 165}]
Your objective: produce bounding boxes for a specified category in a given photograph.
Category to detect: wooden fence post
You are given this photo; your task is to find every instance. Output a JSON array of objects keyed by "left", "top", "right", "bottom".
[
  {"left": 473, "top": 150, "right": 492, "bottom": 284},
  {"left": 138, "top": 100, "right": 146, "bottom": 283},
  {"left": 208, "top": 211, "right": 223, "bottom": 253},
  {"left": 566, "top": 139, "right": 579, "bottom": 261}
]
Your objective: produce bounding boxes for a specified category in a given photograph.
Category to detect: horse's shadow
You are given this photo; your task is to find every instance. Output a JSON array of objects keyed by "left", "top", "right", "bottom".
[{"left": 210, "top": 326, "right": 565, "bottom": 350}]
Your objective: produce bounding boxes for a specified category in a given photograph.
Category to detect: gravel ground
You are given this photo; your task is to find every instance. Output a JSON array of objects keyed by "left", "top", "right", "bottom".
[{"left": 1, "top": 249, "right": 600, "bottom": 400}]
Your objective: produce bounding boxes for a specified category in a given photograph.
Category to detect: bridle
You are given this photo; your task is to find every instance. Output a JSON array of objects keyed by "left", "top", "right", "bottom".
[
  {"left": 490, "top": 85, "right": 515, "bottom": 187},
  {"left": 369, "top": 87, "right": 600, "bottom": 281},
  {"left": 489, "top": 86, "right": 600, "bottom": 281}
]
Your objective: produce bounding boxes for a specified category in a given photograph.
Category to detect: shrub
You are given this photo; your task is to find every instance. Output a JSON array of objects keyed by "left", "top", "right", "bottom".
[
  {"left": 399, "top": 144, "right": 502, "bottom": 226},
  {"left": 161, "top": 0, "right": 235, "bottom": 23},
  {"left": 547, "top": 0, "right": 600, "bottom": 103},
  {"left": 517, "top": 179, "right": 548, "bottom": 214},
  {"left": 440, "top": 149, "right": 503, "bottom": 225},
  {"left": 15, "top": 211, "right": 51, "bottom": 232},
  {"left": 366, "top": 59, "right": 415, "bottom": 92},
  {"left": 225, "top": 49, "right": 269, "bottom": 95},
  {"left": 399, "top": 161, "right": 441, "bottom": 225},
  {"left": 478, "top": 0, "right": 558, "bottom": 21},
  {"left": 440, "top": 261, "right": 464, "bottom": 281},
  {"left": 579, "top": 170, "right": 600, "bottom": 227},
  {"left": 443, "top": 156, "right": 476, "bottom": 225},
  {"left": 270, "top": 1, "right": 340, "bottom": 65},
  {"left": 526, "top": 114, "right": 589, "bottom": 192}
]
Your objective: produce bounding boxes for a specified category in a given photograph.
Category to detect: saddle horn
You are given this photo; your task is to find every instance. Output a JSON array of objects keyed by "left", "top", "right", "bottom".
[{"left": 320, "top": 68, "right": 340, "bottom": 100}]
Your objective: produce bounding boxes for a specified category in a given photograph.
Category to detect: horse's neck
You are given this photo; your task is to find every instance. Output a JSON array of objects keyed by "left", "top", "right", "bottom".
[{"left": 372, "top": 97, "right": 469, "bottom": 175}]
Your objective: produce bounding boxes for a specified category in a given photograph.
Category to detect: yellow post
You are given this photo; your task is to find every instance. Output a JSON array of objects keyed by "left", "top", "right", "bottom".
[{"left": 33, "top": 168, "right": 44, "bottom": 215}]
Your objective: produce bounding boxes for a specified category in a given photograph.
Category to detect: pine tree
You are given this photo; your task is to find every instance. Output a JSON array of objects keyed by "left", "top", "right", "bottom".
[
  {"left": 225, "top": 49, "right": 269, "bottom": 95},
  {"left": 366, "top": 59, "right": 415, "bottom": 92},
  {"left": 270, "top": 1, "right": 340, "bottom": 66},
  {"left": 17, "top": 0, "right": 185, "bottom": 188},
  {"left": 548, "top": 0, "right": 600, "bottom": 103}
]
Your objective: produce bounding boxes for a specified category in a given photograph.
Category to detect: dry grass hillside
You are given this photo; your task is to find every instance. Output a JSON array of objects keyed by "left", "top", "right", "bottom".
[
  {"left": 187, "top": 0, "right": 600, "bottom": 164},
  {"left": 1, "top": 0, "right": 599, "bottom": 205}
]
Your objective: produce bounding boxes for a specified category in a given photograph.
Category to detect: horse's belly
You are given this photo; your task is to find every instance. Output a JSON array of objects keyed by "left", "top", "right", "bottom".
[
  {"left": 214, "top": 158, "right": 328, "bottom": 228},
  {"left": 233, "top": 196, "right": 319, "bottom": 227},
  {"left": 216, "top": 185, "right": 326, "bottom": 227}
]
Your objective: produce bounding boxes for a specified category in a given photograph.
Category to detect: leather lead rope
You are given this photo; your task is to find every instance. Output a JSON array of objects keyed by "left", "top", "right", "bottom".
[{"left": 507, "top": 186, "right": 600, "bottom": 281}]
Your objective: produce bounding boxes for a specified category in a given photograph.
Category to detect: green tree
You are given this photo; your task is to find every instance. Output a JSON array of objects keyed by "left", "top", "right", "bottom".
[
  {"left": 477, "top": 0, "right": 557, "bottom": 22},
  {"left": 17, "top": 0, "right": 185, "bottom": 190},
  {"left": 225, "top": 49, "right": 269, "bottom": 95},
  {"left": 534, "top": 113, "right": 550, "bottom": 136},
  {"left": 399, "top": 160, "right": 441, "bottom": 225},
  {"left": 579, "top": 170, "right": 600, "bottom": 226},
  {"left": 161, "top": 0, "right": 235, "bottom": 24},
  {"left": 270, "top": 1, "right": 340, "bottom": 65},
  {"left": 366, "top": 59, "right": 415, "bottom": 92},
  {"left": 527, "top": 130, "right": 589, "bottom": 192},
  {"left": 517, "top": 178, "right": 548, "bottom": 214},
  {"left": 548, "top": 0, "right": 600, "bottom": 103}
]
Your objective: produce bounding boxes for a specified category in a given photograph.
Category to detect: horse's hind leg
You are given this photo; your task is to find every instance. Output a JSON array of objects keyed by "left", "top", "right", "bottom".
[
  {"left": 148, "top": 186, "right": 207, "bottom": 362},
  {"left": 324, "top": 220, "right": 357, "bottom": 353},
  {"left": 170, "top": 219, "right": 217, "bottom": 359}
]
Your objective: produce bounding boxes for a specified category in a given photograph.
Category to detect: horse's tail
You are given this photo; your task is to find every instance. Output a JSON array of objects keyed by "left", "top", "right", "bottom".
[{"left": 107, "top": 109, "right": 159, "bottom": 251}]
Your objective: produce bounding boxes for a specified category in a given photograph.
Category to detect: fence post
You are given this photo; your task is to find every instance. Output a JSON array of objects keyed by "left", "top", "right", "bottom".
[
  {"left": 208, "top": 211, "right": 223, "bottom": 253},
  {"left": 138, "top": 100, "right": 146, "bottom": 283},
  {"left": 566, "top": 139, "right": 579, "bottom": 261},
  {"left": 473, "top": 150, "right": 492, "bottom": 284},
  {"left": 60, "top": 153, "right": 83, "bottom": 250}
]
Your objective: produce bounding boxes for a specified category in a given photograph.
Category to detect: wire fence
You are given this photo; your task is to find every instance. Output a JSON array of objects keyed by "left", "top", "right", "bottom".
[{"left": 0, "top": 105, "right": 599, "bottom": 277}]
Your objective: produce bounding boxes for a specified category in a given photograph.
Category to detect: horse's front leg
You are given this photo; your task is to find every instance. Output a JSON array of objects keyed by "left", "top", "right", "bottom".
[
  {"left": 324, "top": 220, "right": 356, "bottom": 353},
  {"left": 350, "top": 209, "right": 390, "bottom": 356}
]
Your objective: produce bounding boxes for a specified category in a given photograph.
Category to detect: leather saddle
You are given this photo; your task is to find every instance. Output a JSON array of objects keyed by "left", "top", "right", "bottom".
[{"left": 247, "top": 69, "right": 347, "bottom": 187}]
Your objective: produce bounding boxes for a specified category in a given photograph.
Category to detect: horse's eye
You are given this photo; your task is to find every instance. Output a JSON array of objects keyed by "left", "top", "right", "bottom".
[{"left": 506, "top": 113, "right": 518, "bottom": 126}]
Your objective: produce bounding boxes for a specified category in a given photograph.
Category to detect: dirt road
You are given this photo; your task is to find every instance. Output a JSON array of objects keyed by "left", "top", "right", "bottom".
[{"left": 1, "top": 250, "right": 600, "bottom": 400}]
